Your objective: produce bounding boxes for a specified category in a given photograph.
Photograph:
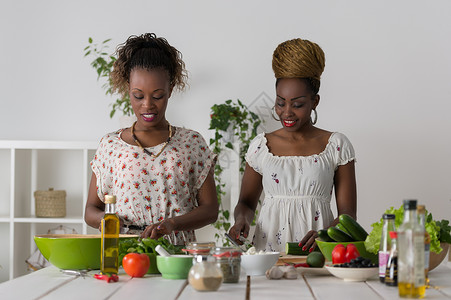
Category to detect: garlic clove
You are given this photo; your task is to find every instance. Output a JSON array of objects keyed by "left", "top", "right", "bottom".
[
  {"left": 265, "top": 266, "right": 284, "bottom": 280},
  {"left": 283, "top": 267, "right": 298, "bottom": 279}
]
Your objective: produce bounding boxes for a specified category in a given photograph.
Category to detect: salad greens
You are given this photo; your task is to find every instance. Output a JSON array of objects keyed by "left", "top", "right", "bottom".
[
  {"left": 118, "top": 237, "right": 184, "bottom": 265},
  {"left": 365, "top": 205, "right": 451, "bottom": 255}
]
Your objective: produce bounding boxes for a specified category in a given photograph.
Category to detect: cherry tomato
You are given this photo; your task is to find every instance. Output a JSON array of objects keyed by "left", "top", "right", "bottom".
[
  {"left": 332, "top": 244, "right": 346, "bottom": 264},
  {"left": 345, "top": 243, "right": 360, "bottom": 263},
  {"left": 122, "top": 253, "right": 150, "bottom": 277}
]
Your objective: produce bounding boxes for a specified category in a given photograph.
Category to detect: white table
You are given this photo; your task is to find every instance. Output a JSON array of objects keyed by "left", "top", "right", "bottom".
[{"left": 1, "top": 263, "right": 450, "bottom": 300}]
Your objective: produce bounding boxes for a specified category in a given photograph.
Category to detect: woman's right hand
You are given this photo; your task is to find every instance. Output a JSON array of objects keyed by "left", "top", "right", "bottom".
[{"left": 228, "top": 218, "right": 250, "bottom": 244}]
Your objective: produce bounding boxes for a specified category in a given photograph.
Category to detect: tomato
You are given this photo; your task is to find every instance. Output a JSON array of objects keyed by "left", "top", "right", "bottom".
[
  {"left": 332, "top": 244, "right": 346, "bottom": 264},
  {"left": 122, "top": 253, "right": 150, "bottom": 277},
  {"left": 345, "top": 243, "right": 360, "bottom": 263},
  {"left": 332, "top": 243, "right": 361, "bottom": 264}
]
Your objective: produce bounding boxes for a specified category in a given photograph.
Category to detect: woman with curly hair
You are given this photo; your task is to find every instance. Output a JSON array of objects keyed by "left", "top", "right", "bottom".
[
  {"left": 229, "top": 38, "right": 357, "bottom": 252},
  {"left": 85, "top": 33, "right": 218, "bottom": 245}
]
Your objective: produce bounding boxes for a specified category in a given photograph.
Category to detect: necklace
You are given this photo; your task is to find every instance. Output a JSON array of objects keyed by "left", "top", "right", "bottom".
[{"left": 131, "top": 121, "right": 173, "bottom": 159}]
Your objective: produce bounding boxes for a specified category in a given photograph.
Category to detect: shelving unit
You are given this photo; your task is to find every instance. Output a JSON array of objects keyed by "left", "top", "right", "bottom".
[{"left": 0, "top": 140, "right": 99, "bottom": 282}]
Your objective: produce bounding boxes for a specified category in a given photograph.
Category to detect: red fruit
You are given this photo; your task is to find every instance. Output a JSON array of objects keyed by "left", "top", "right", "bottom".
[
  {"left": 345, "top": 243, "right": 360, "bottom": 263},
  {"left": 332, "top": 244, "right": 346, "bottom": 264},
  {"left": 294, "top": 263, "right": 310, "bottom": 268},
  {"left": 122, "top": 253, "right": 150, "bottom": 278}
]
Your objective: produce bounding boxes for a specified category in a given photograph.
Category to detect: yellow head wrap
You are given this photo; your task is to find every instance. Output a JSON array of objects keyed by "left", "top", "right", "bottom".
[{"left": 272, "top": 38, "right": 325, "bottom": 93}]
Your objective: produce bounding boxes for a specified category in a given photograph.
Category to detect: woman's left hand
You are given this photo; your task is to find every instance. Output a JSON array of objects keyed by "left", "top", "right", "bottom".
[
  {"left": 141, "top": 219, "right": 175, "bottom": 239},
  {"left": 298, "top": 230, "right": 319, "bottom": 252}
]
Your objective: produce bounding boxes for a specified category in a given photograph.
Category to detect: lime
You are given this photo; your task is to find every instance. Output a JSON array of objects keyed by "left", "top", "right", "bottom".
[{"left": 306, "top": 251, "right": 325, "bottom": 268}]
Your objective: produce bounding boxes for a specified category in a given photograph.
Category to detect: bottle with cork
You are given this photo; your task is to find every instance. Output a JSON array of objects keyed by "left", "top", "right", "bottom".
[{"left": 101, "top": 195, "right": 120, "bottom": 275}]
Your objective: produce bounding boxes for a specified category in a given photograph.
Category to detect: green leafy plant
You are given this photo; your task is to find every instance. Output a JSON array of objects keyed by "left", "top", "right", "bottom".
[
  {"left": 84, "top": 37, "right": 133, "bottom": 118},
  {"left": 209, "top": 99, "right": 262, "bottom": 245},
  {"left": 365, "top": 205, "right": 451, "bottom": 255}
]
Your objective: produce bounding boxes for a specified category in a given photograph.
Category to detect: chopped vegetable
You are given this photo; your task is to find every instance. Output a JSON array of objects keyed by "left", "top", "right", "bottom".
[{"left": 94, "top": 273, "right": 119, "bottom": 283}]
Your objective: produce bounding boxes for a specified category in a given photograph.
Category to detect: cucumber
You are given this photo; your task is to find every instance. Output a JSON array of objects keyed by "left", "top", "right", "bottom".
[
  {"left": 327, "top": 227, "right": 354, "bottom": 242},
  {"left": 317, "top": 229, "right": 334, "bottom": 242},
  {"left": 339, "top": 214, "right": 369, "bottom": 241},
  {"left": 335, "top": 223, "right": 351, "bottom": 235},
  {"left": 285, "top": 242, "right": 310, "bottom": 255}
]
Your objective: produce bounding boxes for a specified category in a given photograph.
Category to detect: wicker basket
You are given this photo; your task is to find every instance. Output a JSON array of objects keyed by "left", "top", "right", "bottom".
[{"left": 34, "top": 188, "right": 66, "bottom": 218}]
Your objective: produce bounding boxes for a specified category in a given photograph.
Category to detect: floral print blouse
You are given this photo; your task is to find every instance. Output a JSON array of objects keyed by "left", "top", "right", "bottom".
[{"left": 91, "top": 126, "right": 216, "bottom": 245}]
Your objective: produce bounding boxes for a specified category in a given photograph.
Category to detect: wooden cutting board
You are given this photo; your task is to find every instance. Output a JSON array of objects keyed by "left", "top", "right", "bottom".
[{"left": 276, "top": 252, "right": 307, "bottom": 265}]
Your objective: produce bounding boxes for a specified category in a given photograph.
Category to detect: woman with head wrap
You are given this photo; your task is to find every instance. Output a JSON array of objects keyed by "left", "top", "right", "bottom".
[{"left": 229, "top": 38, "right": 356, "bottom": 252}]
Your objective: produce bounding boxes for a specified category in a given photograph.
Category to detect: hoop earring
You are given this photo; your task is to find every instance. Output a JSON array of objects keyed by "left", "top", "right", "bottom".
[
  {"left": 271, "top": 106, "right": 280, "bottom": 121},
  {"left": 311, "top": 108, "right": 318, "bottom": 125}
]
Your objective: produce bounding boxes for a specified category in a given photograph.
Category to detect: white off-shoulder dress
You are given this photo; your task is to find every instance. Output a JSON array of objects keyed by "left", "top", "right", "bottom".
[{"left": 245, "top": 132, "right": 355, "bottom": 252}]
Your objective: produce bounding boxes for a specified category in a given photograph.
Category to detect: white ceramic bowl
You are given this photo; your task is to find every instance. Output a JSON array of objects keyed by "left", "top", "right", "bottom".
[
  {"left": 240, "top": 252, "right": 280, "bottom": 276},
  {"left": 325, "top": 266, "right": 378, "bottom": 282}
]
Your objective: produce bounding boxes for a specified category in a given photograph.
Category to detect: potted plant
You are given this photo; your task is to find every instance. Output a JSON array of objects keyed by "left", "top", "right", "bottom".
[
  {"left": 84, "top": 37, "right": 133, "bottom": 119},
  {"left": 209, "top": 99, "right": 262, "bottom": 245}
]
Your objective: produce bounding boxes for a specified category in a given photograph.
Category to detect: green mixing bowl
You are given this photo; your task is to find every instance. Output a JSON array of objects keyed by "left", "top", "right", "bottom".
[
  {"left": 315, "top": 239, "right": 378, "bottom": 263},
  {"left": 156, "top": 255, "right": 193, "bottom": 279},
  {"left": 34, "top": 234, "right": 138, "bottom": 270}
]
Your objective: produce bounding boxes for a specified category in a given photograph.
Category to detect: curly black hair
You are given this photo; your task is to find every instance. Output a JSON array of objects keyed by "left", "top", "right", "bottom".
[{"left": 110, "top": 33, "right": 188, "bottom": 97}]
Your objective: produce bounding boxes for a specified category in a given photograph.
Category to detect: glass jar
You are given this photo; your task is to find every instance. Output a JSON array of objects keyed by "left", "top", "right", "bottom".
[
  {"left": 213, "top": 247, "right": 242, "bottom": 283},
  {"left": 188, "top": 255, "right": 223, "bottom": 292},
  {"left": 184, "top": 241, "right": 216, "bottom": 256}
]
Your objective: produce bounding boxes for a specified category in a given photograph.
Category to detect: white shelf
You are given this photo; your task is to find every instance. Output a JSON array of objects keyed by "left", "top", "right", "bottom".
[
  {"left": 0, "top": 140, "right": 98, "bottom": 150},
  {"left": 0, "top": 140, "right": 97, "bottom": 282},
  {"left": 12, "top": 217, "right": 86, "bottom": 224}
]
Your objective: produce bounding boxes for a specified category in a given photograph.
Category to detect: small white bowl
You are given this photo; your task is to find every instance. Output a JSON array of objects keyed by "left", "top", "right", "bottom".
[
  {"left": 325, "top": 266, "right": 378, "bottom": 282},
  {"left": 240, "top": 252, "right": 280, "bottom": 276}
]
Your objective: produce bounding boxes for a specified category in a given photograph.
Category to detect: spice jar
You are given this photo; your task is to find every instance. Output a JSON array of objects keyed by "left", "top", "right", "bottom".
[
  {"left": 184, "top": 241, "right": 216, "bottom": 256},
  {"left": 188, "top": 255, "right": 223, "bottom": 292},
  {"left": 213, "top": 247, "right": 242, "bottom": 283}
]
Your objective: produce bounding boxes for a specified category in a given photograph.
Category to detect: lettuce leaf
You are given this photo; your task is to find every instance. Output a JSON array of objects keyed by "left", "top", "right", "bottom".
[{"left": 364, "top": 205, "right": 444, "bottom": 255}]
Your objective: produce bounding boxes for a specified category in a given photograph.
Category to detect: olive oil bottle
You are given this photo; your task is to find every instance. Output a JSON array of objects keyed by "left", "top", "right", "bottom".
[
  {"left": 397, "top": 199, "right": 425, "bottom": 298},
  {"left": 101, "top": 195, "right": 120, "bottom": 275}
]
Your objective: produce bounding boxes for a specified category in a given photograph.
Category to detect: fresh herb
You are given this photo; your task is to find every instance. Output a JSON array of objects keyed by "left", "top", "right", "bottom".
[
  {"left": 436, "top": 219, "right": 451, "bottom": 244},
  {"left": 118, "top": 237, "right": 184, "bottom": 265},
  {"left": 364, "top": 205, "right": 449, "bottom": 255}
]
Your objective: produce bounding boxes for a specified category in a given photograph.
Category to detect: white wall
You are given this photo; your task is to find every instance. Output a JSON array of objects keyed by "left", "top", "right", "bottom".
[{"left": 1, "top": 0, "right": 450, "bottom": 237}]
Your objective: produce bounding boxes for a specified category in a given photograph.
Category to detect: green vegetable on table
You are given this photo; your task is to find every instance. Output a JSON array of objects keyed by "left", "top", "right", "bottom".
[
  {"left": 118, "top": 237, "right": 184, "bottom": 265},
  {"left": 364, "top": 205, "right": 451, "bottom": 255}
]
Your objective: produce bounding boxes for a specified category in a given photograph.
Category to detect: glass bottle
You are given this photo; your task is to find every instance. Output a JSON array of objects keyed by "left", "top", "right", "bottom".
[
  {"left": 188, "top": 255, "right": 223, "bottom": 291},
  {"left": 101, "top": 195, "right": 120, "bottom": 275},
  {"left": 397, "top": 199, "right": 425, "bottom": 298},
  {"left": 385, "top": 231, "right": 398, "bottom": 286},
  {"left": 417, "top": 205, "right": 430, "bottom": 288},
  {"left": 213, "top": 247, "right": 242, "bottom": 283},
  {"left": 379, "top": 214, "right": 396, "bottom": 282}
]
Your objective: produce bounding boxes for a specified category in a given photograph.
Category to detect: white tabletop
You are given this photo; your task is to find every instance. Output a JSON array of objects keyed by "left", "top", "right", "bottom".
[{"left": 1, "top": 263, "right": 450, "bottom": 300}]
